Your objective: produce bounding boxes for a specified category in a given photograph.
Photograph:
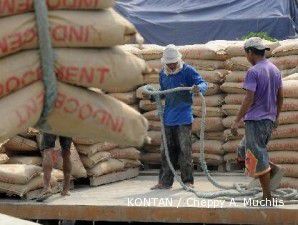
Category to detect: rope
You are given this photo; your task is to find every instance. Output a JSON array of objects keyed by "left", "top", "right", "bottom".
[
  {"left": 33, "top": 0, "right": 57, "bottom": 129},
  {"left": 143, "top": 84, "right": 298, "bottom": 204}
]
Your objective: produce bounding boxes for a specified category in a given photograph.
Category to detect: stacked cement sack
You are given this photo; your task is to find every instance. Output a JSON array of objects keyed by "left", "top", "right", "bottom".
[
  {"left": 0, "top": 163, "right": 68, "bottom": 198},
  {"left": 74, "top": 138, "right": 141, "bottom": 186},
  {"left": 180, "top": 42, "right": 228, "bottom": 169},
  {"left": 0, "top": 0, "right": 149, "bottom": 148},
  {"left": 272, "top": 41, "right": 298, "bottom": 189},
  {"left": 221, "top": 40, "right": 298, "bottom": 189}
]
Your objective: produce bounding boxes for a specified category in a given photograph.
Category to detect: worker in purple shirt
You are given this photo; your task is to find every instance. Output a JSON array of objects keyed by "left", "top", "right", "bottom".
[
  {"left": 231, "top": 37, "right": 284, "bottom": 204},
  {"left": 144, "top": 44, "right": 208, "bottom": 190}
]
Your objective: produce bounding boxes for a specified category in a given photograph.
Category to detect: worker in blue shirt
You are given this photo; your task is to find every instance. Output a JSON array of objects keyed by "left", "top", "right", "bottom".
[{"left": 146, "top": 44, "right": 208, "bottom": 189}]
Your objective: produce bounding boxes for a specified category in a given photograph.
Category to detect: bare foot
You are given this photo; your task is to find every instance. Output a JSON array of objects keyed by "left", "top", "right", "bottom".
[
  {"left": 41, "top": 187, "right": 52, "bottom": 195},
  {"left": 36, "top": 188, "right": 53, "bottom": 202},
  {"left": 61, "top": 190, "right": 71, "bottom": 196},
  {"left": 184, "top": 183, "right": 194, "bottom": 189}
]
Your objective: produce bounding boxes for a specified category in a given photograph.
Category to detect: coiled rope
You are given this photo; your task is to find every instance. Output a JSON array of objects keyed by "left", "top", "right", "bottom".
[{"left": 143, "top": 85, "right": 298, "bottom": 204}]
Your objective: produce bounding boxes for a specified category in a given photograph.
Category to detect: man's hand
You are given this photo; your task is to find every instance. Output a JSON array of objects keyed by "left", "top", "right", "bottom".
[
  {"left": 231, "top": 120, "right": 240, "bottom": 136},
  {"left": 273, "top": 119, "right": 279, "bottom": 131},
  {"left": 191, "top": 85, "right": 200, "bottom": 96}
]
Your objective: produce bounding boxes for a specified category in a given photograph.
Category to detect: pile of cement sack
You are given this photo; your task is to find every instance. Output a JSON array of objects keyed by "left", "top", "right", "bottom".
[{"left": 0, "top": 0, "right": 149, "bottom": 148}]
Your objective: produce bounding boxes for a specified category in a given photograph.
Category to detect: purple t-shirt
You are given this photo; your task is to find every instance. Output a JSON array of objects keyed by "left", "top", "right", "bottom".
[{"left": 243, "top": 59, "right": 282, "bottom": 122}]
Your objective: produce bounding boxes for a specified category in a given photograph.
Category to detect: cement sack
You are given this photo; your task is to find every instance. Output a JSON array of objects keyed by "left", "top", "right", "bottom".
[
  {"left": 0, "top": 48, "right": 146, "bottom": 99},
  {"left": 87, "top": 158, "right": 125, "bottom": 176},
  {"left": 75, "top": 142, "right": 118, "bottom": 156},
  {"left": 119, "top": 159, "right": 142, "bottom": 168},
  {"left": 108, "top": 92, "right": 137, "bottom": 105},
  {"left": 148, "top": 120, "right": 161, "bottom": 131},
  {"left": 4, "top": 135, "right": 38, "bottom": 152},
  {"left": 193, "top": 94, "right": 224, "bottom": 107},
  {"left": 0, "top": 164, "right": 41, "bottom": 184},
  {"left": 281, "top": 98, "right": 298, "bottom": 111},
  {"left": 225, "top": 71, "right": 246, "bottom": 83},
  {"left": 143, "top": 145, "right": 160, "bottom": 153},
  {"left": 192, "top": 140, "right": 223, "bottom": 155},
  {"left": 197, "top": 70, "right": 228, "bottom": 84},
  {"left": 0, "top": 82, "right": 149, "bottom": 147},
  {"left": 0, "top": 173, "right": 57, "bottom": 197},
  {"left": 220, "top": 82, "right": 245, "bottom": 94},
  {"left": 192, "top": 117, "right": 224, "bottom": 133},
  {"left": 139, "top": 100, "right": 157, "bottom": 111},
  {"left": 205, "top": 83, "right": 221, "bottom": 96},
  {"left": 264, "top": 138, "right": 298, "bottom": 152},
  {"left": 270, "top": 55, "right": 298, "bottom": 70},
  {"left": 0, "top": 9, "right": 138, "bottom": 58},
  {"left": 140, "top": 153, "right": 161, "bottom": 164},
  {"left": 226, "top": 40, "right": 280, "bottom": 57},
  {"left": 80, "top": 151, "right": 111, "bottom": 169},
  {"left": 144, "top": 73, "right": 159, "bottom": 84},
  {"left": 178, "top": 44, "right": 228, "bottom": 60},
  {"left": 146, "top": 131, "right": 161, "bottom": 146},
  {"left": 283, "top": 73, "right": 298, "bottom": 81},
  {"left": 223, "top": 138, "right": 298, "bottom": 154},
  {"left": 146, "top": 59, "right": 162, "bottom": 73},
  {"left": 54, "top": 143, "right": 87, "bottom": 178},
  {"left": 283, "top": 80, "right": 298, "bottom": 98},
  {"left": 223, "top": 153, "right": 237, "bottom": 162},
  {"left": 141, "top": 44, "right": 164, "bottom": 60},
  {"left": 109, "top": 147, "right": 140, "bottom": 160},
  {"left": 269, "top": 151, "right": 298, "bottom": 164},
  {"left": 0, "top": 154, "right": 8, "bottom": 164},
  {"left": 192, "top": 106, "right": 224, "bottom": 117},
  {"left": 136, "top": 84, "right": 160, "bottom": 99},
  {"left": 73, "top": 137, "right": 103, "bottom": 145},
  {"left": 120, "top": 44, "right": 142, "bottom": 58},
  {"left": 222, "top": 105, "right": 241, "bottom": 116},
  {"left": 223, "top": 98, "right": 298, "bottom": 113},
  {"left": 272, "top": 39, "right": 298, "bottom": 57},
  {"left": 224, "top": 94, "right": 244, "bottom": 105},
  {"left": 222, "top": 140, "right": 239, "bottom": 154},
  {"left": 143, "top": 110, "right": 159, "bottom": 121},
  {"left": 192, "top": 153, "right": 224, "bottom": 166},
  {"left": 280, "top": 177, "right": 298, "bottom": 189},
  {"left": 225, "top": 57, "right": 250, "bottom": 71},
  {"left": 281, "top": 68, "right": 298, "bottom": 78},
  {"left": 0, "top": 0, "right": 115, "bottom": 17},
  {"left": 184, "top": 59, "right": 226, "bottom": 71},
  {"left": 224, "top": 125, "right": 298, "bottom": 141},
  {"left": 7, "top": 156, "right": 42, "bottom": 166},
  {"left": 205, "top": 132, "right": 224, "bottom": 141},
  {"left": 278, "top": 164, "right": 298, "bottom": 178},
  {"left": 223, "top": 112, "right": 298, "bottom": 128}
]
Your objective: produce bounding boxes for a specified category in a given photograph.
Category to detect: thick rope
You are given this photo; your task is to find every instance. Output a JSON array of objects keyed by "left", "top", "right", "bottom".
[
  {"left": 34, "top": 0, "right": 57, "bottom": 129},
  {"left": 143, "top": 85, "right": 298, "bottom": 204}
]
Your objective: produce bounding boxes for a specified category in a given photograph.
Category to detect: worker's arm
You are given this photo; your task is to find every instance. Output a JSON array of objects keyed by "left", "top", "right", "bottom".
[
  {"left": 275, "top": 80, "right": 284, "bottom": 128},
  {"left": 231, "top": 69, "right": 256, "bottom": 135},
  {"left": 188, "top": 67, "right": 208, "bottom": 95},
  {"left": 235, "top": 90, "right": 255, "bottom": 123}
]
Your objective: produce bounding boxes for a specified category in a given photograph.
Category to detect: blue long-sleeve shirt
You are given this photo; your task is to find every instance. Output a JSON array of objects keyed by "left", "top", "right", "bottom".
[{"left": 159, "top": 64, "right": 208, "bottom": 126}]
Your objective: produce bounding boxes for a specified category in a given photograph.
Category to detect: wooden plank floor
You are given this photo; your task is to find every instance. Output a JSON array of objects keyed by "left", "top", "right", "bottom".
[
  {"left": 0, "top": 213, "right": 39, "bottom": 225},
  {"left": 0, "top": 172, "right": 297, "bottom": 225}
]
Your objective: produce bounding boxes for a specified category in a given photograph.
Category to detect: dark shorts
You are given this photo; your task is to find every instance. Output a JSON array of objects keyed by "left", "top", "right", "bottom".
[
  {"left": 237, "top": 119, "right": 274, "bottom": 178},
  {"left": 40, "top": 133, "right": 72, "bottom": 152}
]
